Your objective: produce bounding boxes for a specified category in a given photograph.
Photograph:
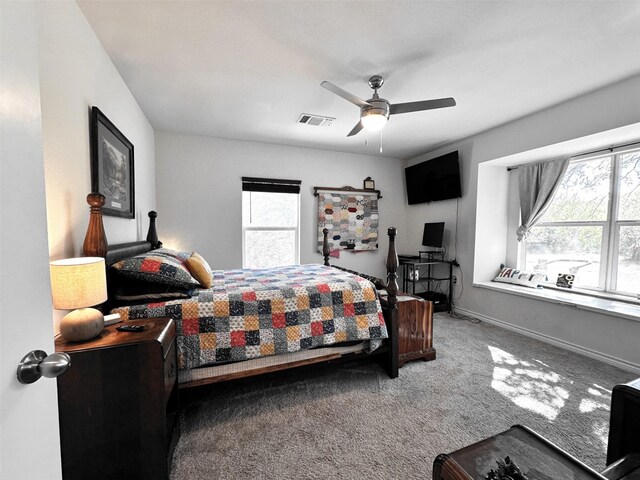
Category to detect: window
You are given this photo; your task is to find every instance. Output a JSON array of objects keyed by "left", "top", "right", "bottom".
[
  {"left": 521, "top": 147, "right": 640, "bottom": 297},
  {"left": 241, "top": 177, "right": 300, "bottom": 269}
]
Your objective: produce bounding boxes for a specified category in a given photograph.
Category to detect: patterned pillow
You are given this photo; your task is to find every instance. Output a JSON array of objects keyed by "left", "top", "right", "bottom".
[
  {"left": 494, "top": 267, "right": 546, "bottom": 288},
  {"left": 111, "top": 251, "right": 200, "bottom": 289}
]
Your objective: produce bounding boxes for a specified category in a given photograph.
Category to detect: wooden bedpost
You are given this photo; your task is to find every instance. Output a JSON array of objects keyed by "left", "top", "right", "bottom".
[
  {"left": 385, "top": 227, "right": 399, "bottom": 379},
  {"left": 386, "top": 227, "right": 399, "bottom": 304},
  {"left": 146, "top": 211, "right": 161, "bottom": 249},
  {"left": 322, "top": 228, "right": 330, "bottom": 266},
  {"left": 83, "top": 193, "right": 108, "bottom": 257}
]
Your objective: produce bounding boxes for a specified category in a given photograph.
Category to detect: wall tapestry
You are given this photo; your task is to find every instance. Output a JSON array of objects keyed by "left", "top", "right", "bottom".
[{"left": 316, "top": 188, "right": 379, "bottom": 257}]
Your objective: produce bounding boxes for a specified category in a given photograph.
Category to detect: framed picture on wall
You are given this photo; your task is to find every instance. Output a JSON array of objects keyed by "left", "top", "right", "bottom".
[{"left": 90, "top": 106, "right": 135, "bottom": 218}]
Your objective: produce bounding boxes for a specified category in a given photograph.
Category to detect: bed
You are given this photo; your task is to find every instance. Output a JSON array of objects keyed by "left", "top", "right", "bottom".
[{"left": 83, "top": 194, "right": 400, "bottom": 389}]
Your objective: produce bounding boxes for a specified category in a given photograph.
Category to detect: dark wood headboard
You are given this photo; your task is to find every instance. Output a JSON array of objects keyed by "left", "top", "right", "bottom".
[{"left": 82, "top": 191, "right": 399, "bottom": 306}]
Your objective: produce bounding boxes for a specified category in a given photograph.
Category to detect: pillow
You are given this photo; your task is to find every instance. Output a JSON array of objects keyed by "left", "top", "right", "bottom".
[
  {"left": 153, "top": 248, "right": 191, "bottom": 263},
  {"left": 494, "top": 267, "right": 546, "bottom": 288},
  {"left": 111, "top": 251, "right": 200, "bottom": 289},
  {"left": 112, "top": 277, "right": 193, "bottom": 303},
  {"left": 185, "top": 252, "right": 213, "bottom": 288}
]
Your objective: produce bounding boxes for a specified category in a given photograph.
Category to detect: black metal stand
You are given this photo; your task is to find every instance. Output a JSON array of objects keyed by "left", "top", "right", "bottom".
[{"left": 398, "top": 255, "right": 454, "bottom": 313}]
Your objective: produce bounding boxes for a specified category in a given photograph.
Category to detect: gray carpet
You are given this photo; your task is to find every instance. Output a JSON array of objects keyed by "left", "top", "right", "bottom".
[{"left": 170, "top": 313, "right": 635, "bottom": 479}]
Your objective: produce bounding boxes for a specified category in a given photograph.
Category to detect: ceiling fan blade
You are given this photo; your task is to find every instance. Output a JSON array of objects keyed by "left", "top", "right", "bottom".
[
  {"left": 321, "top": 81, "right": 372, "bottom": 108},
  {"left": 389, "top": 97, "right": 456, "bottom": 115},
  {"left": 347, "top": 120, "right": 364, "bottom": 137}
]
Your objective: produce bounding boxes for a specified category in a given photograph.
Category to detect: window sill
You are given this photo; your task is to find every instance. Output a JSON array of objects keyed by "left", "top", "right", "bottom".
[{"left": 473, "top": 281, "right": 640, "bottom": 322}]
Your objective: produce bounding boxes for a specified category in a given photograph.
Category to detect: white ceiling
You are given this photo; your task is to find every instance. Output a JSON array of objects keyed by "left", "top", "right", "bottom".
[{"left": 77, "top": 0, "right": 640, "bottom": 160}]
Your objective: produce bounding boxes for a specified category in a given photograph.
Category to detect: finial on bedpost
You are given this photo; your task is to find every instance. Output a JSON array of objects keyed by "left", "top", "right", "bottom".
[
  {"left": 322, "top": 228, "right": 330, "bottom": 266},
  {"left": 146, "top": 211, "right": 161, "bottom": 249},
  {"left": 386, "top": 227, "right": 399, "bottom": 307},
  {"left": 83, "top": 193, "right": 108, "bottom": 257}
]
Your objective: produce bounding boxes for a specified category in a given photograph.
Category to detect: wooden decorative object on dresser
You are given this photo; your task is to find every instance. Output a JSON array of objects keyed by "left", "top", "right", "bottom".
[
  {"left": 82, "top": 192, "right": 108, "bottom": 257},
  {"left": 55, "top": 318, "right": 179, "bottom": 480}
]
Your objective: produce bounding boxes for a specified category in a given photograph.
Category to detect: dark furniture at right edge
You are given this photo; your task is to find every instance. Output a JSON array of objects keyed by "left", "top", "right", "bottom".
[{"left": 602, "top": 377, "right": 640, "bottom": 479}]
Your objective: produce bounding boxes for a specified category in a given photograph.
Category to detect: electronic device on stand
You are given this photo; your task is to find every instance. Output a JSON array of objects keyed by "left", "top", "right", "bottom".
[{"left": 398, "top": 222, "right": 453, "bottom": 312}]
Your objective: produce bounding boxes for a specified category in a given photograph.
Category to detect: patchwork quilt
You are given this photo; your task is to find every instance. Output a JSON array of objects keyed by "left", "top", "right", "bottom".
[{"left": 112, "top": 264, "right": 388, "bottom": 370}]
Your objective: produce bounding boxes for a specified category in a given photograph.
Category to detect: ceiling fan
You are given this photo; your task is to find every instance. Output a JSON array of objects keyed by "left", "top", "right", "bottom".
[{"left": 321, "top": 75, "right": 456, "bottom": 137}]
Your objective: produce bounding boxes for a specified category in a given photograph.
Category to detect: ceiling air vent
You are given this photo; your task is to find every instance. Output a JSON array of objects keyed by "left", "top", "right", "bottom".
[{"left": 297, "top": 113, "right": 334, "bottom": 127}]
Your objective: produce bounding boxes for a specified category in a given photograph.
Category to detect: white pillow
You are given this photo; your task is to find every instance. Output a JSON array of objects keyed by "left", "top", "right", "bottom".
[{"left": 494, "top": 267, "right": 545, "bottom": 288}]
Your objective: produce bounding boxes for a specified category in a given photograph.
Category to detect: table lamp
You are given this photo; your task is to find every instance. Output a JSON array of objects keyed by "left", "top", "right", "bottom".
[{"left": 50, "top": 257, "right": 108, "bottom": 342}]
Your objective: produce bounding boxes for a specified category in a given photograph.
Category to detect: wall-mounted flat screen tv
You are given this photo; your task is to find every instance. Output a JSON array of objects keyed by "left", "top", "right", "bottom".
[{"left": 405, "top": 151, "right": 461, "bottom": 204}]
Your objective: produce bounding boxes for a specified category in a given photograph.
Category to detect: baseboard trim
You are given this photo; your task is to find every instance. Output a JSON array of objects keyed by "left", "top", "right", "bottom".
[{"left": 452, "top": 307, "right": 640, "bottom": 375}]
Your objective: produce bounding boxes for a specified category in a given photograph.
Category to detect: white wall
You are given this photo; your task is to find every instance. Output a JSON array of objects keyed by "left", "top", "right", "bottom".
[
  {"left": 407, "top": 74, "right": 640, "bottom": 370},
  {"left": 38, "top": 1, "right": 156, "bottom": 331},
  {"left": 0, "top": 2, "right": 62, "bottom": 478},
  {"left": 155, "top": 132, "right": 408, "bottom": 280},
  {"left": 39, "top": 1, "right": 156, "bottom": 259}
]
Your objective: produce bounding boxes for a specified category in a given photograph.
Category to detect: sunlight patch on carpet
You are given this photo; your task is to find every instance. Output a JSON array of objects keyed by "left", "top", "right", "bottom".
[
  {"left": 489, "top": 345, "right": 570, "bottom": 421},
  {"left": 580, "top": 385, "right": 611, "bottom": 447}
]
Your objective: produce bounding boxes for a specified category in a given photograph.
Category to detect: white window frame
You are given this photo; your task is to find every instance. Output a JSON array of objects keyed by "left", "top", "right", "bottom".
[
  {"left": 241, "top": 191, "right": 300, "bottom": 269},
  {"left": 520, "top": 145, "right": 640, "bottom": 297}
]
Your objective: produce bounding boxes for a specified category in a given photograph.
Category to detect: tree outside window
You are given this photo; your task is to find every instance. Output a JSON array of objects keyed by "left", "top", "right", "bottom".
[
  {"left": 522, "top": 149, "right": 640, "bottom": 297},
  {"left": 242, "top": 190, "right": 300, "bottom": 269}
]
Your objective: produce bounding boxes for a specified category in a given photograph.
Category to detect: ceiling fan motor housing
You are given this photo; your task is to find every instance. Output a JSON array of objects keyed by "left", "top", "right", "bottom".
[{"left": 361, "top": 98, "right": 390, "bottom": 120}]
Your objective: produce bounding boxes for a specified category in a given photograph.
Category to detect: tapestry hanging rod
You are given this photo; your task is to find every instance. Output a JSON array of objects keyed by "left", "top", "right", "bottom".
[{"left": 313, "top": 185, "right": 382, "bottom": 199}]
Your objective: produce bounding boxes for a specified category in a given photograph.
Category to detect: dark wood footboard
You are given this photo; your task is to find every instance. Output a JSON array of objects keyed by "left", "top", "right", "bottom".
[{"left": 321, "top": 227, "right": 399, "bottom": 379}]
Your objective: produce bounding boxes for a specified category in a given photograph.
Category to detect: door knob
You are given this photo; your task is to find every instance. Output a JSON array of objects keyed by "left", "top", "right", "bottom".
[{"left": 17, "top": 350, "right": 71, "bottom": 384}]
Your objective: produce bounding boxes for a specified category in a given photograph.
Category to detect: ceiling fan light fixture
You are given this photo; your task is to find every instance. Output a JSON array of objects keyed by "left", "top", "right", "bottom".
[
  {"left": 361, "top": 108, "right": 388, "bottom": 132},
  {"left": 321, "top": 75, "right": 455, "bottom": 137}
]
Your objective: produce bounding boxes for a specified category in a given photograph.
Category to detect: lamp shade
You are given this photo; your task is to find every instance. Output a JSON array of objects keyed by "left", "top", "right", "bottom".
[{"left": 50, "top": 257, "right": 107, "bottom": 309}]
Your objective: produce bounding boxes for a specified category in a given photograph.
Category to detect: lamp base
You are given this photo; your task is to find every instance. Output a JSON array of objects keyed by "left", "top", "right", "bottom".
[{"left": 60, "top": 308, "right": 104, "bottom": 342}]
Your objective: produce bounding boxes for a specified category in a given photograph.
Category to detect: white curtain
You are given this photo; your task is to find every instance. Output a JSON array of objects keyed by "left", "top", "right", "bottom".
[{"left": 517, "top": 157, "right": 570, "bottom": 242}]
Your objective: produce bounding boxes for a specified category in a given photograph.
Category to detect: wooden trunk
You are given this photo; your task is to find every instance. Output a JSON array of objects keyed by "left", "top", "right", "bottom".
[
  {"left": 397, "top": 294, "right": 435, "bottom": 367},
  {"left": 433, "top": 425, "right": 607, "bottom": 480}
]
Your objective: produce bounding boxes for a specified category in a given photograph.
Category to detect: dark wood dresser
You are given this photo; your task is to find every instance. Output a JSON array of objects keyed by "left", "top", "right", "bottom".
[{"left": 55, "top": 318, "right": 179, "bottom": 480}]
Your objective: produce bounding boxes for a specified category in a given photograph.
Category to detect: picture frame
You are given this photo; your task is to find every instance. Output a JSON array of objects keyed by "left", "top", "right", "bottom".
[
  {"left": 363, "top": 177, "right": 375, "bottom": 190},
  {"left": 90, "top": 106, "right": 135, "bottom": 218}
]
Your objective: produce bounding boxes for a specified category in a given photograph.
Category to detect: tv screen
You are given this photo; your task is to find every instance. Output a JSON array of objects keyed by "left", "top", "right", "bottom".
[
  {"left": 422, "top": 222, "right": 444, "bottom": 248},
  {"left": 405, "top": 151, "right": 461, "bottom": 204}
]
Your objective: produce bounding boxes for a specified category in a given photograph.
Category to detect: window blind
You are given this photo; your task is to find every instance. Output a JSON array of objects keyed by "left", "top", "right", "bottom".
[{"left": 241, "top": 177, "right": 301, "bottom": 194}]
